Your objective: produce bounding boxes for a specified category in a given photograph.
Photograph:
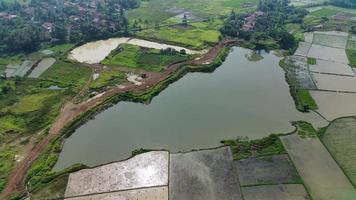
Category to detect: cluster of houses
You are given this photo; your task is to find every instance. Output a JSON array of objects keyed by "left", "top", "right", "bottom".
[{"left": 242, "top": 11, "right": 264, "bottom": 32}]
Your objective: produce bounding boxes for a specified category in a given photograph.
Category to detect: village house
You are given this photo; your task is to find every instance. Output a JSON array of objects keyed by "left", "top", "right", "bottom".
[{"left": 242, "top": 11, "right": 264, "bottom": 31}]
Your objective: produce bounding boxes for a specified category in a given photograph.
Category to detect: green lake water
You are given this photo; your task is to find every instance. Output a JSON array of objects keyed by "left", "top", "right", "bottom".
[{"left": 54, "top": 47, "right": 327, "bottom": 170}]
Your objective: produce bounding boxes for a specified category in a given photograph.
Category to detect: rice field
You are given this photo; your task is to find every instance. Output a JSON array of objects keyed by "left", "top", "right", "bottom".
[
  {"left": 290, "top": 0, "right": 327, "bottom": 7},
  {"left": 308, "top": 44, "right": 348, "bottom": 63},
  {"left": 312, "top": 31, "right": 348, "bottom": 49},
  {"left": 169, "top": 147, "right": 242, "bottom": 200},
  {"left": 235, "top": 155, "right": 300, "bottom": 186},
  {"left": 294, "top": 42, "right": 311, "bottom": 57},
  {"left": 322, "top": 117, "right": 356, "bottom": 186},
  {"left": 5, "top": 60, "right": 35, "bottom": 78},
  {"left": 311, "top": 73, "right": 356, "bottom": 92},
  {"left": 68, "top": 186, "right": 168, "bottom": 200},
  {"left": 311, "top": 91, "right": 356, "bottom": 120},
  {"left": 241, "top": 184, "right": 308, "bottom": 200},
  {"left": 309, "top": 59, "right": 354, "bottom": 76},
  {"left": 280, "top": 134, "right": 356, "bottom": 200},
  {"left": 28, "top": 58, "right": 56, "bottom": 78},
  {"left": 64, "top": 151, "right": 169, "bottom": 197}
]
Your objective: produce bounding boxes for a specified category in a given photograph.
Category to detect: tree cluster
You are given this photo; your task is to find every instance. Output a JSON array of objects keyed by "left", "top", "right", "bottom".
[
  {"left": 0, "top": 0, "right": 140, "bottom": 54},
  {"left": 220, "top": 0, "right": 308, "bottom": 50}
]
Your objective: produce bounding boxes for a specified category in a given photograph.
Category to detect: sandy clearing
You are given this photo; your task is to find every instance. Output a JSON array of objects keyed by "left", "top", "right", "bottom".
[
  {"left": 309, "top": 59, "right": 354, "bottom": 76},
  {"left": 127, "top": 38, "right": 201, "bottom": 54},
  {"left": 69, "top": 38, "right": 201, "bottom": 64},
  {"left": 241, "top": 184, "right": 308, "bottom": 200},
  {"left": 311, "top": 72, "right": 356, "bottom": 92},
  {"left": 68, "top": 38, "right": 130, "bottom": 64},
  {"left": 311, "top": 91, "right": 356, "bottom": 120},
  {"left": 308, "top": 44, "right": 348, "bottom": 63},
  {"left": 280, "top": 134, "right": 356, "bottom": 200},
  {"left": 64, "top": 186, "right": 168, "bottom": 200},
  {"left": 64, "top": 151, "right": 169, "bottom": 197}
]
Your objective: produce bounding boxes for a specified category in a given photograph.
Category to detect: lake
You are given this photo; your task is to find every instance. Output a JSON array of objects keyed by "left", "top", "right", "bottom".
[{"left": 54, "top": 47, "right": 327, "bottom": 170}]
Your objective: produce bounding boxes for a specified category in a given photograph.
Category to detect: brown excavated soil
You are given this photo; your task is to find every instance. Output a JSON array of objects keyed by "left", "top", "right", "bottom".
[{"left": 0, "top": 40, "right": 236, "bottom": 199}]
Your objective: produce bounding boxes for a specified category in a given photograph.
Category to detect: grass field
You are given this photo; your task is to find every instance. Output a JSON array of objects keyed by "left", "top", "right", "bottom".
[
  {"left": 294, "top": 121, "right": 317, "bottom": 138},
  {"left": 90, "top": 69, "right": 127, "bottom": 91},
  {"left": 307, "top": 57, "right": 316, "bottom": 65},
  {"left": 309, "top": 8, "right": 340, "bottom": 18},
  {"left": 222, "top": 134, "right": 286, "bottom": 160},
  {"left": 101, "top": 44, "right": 190, "bottom": 71},
  {"left": 136, "top": 23, "right": 221, "bottom": 49},
  {"left": 40, "top": 61, "right": 91, "bottom": 89},
  {"left": 322, "top": 117, "right": 356, "bottom": 187},
  {"left": 0, "top": 148, "right": 16, "bottom": 192},
  {"left": 296, "top": 89, "right": 318, "bottom": 111}
]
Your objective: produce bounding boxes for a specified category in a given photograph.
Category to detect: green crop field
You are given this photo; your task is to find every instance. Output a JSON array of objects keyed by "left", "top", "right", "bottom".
[
  {"left": 346, "top": 49, "right": 356, "bottom": 67},
  {"left": 296, "top": 89, "right": 318, "bottom": 110},
  {"left": 307, "top": 57, "right": 317, "bottom": 65},
  {"left": 294, "top": 121, "right": 317, "bottom": 138},
  {"left": 0, "top": 148, "right": 16, "bottom": 192},
  {"left": 90, "top": 69, "right": 127, "bottom": 91},
  {"left": 322, "top": 117, "right": 356, "bottom": 186},
  {"left": 102, "top": 44, "right": 190, "bottom": 72}
]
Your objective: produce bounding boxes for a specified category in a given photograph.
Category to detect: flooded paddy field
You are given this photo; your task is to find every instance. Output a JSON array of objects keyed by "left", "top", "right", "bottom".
[
  {"left": 311, "top": 91, "right": 356, "bottom": 120},
  {"left": 309, "top": 59, "right": 354, "bottom": 76},
  {"left": 236, "top": 155, "right": 300, "bottom": 186},
  {"left": 280, "top": 134, "right": 356, "bottom": 200},
  {"left": 169, "top": 147, "right": 242, "bottom": 200},
  {"left": 308, "top": 44, "right": 348, "bottom": 63},
  {"left": 241, "top": 184, "right": 308, "bottom": 200},
  {"left": 322, "top": 117, "right": 356, "bottom": 186},
  {"left": 54, "top": 47, "right": 327, "bottom": 170},
  {"left": 311, "top": 73, "right": 356, "bottom": 92}
]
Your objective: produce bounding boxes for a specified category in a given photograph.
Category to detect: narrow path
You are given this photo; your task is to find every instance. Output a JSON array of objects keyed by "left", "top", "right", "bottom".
[{"left": 0, "top": 40, "right": 236, "bottom": 199}]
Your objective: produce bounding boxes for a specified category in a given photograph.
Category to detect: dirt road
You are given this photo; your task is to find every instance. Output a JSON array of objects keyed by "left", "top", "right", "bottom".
[{"left": 0, "top": 40, "right": 235, "bottom": 199}]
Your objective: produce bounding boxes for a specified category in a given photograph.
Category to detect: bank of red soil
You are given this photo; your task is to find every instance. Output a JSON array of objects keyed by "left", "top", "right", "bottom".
[{"left": 0, "top": 40, "right": 236, "bottom": 199}]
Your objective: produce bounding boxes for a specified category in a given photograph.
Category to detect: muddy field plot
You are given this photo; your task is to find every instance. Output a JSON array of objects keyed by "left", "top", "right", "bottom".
[
  {"left": 280, "top": 134, "right": 356, "bottom": 200},
  {"left": 312, "top": 31, "right": 348, "bottom": 49},
  {"left": 64, "top": 151, "right": 169, "bottom": 198},
  {"left": 308, "top": 44, "right": 348, "bottom": 63},
  {"left": 311, "top": 73, "right": 356, "bottom": 92},
  {"left": 294, "top": 42, "right": 311, "bottom": 57},
  {"left": 309, "top": 59, "right": 354, "bottom": 76},
  {"left": 65, "top": 186, "right": 168, "bottom": 200},
  {"left": 236, "top": 155, "right": 300, "bottom": 186},
  {"left": 285, "top": 56, "right": 316, "bottom": 89},
  {"left": 304, "top": 32, "right": 313, "bottom": 43},
  {"left": 28, "top": 58, "right": 56, "bottom": 78},
  {"left": 241, "top": 184, "right": 308, "bottom": 200},
  {"left": 169, "top": 147, "right": 242, "bottom": 200},
  {"left": 322, "top": 117, "right": 356, "bottom": 186},
  {"left": 311, "top": 91, "right": 356, "bottom": 120}
]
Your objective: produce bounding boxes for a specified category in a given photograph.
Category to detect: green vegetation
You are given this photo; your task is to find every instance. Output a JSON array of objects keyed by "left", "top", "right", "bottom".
[
  {"left": 39, "top": 61, "right": 91, "bottom": 89},
  {"left": 294, "top": 121, "right": 317, "bottom": 138},
  {"left": 296, "top": 90, "right": 318, "bottom": 110},
  {"left": 89, "top": 69, "right": 127, "bottom": 91},
  {"left": 307, "top": 57, "right": 317, "bottom": 65},
  {"left": 136, "top": 22, "right": 221, "bottom": 49},
  {"left": 31, "top": 174, "right": 69, "bottom": 200},
  {"left": 0, "top": 149, "right": 16, "bottom": 192},
  {"left": 102, "top": 44, "right": 190, "bottom": 71},
  {"left": 310, "top": 8, "right": 340, "bottom": 18},
  {"left": 279, "top": 59, "right": 318, "bottom": 112},
  {"left": 346, "top": 49, "right": 356, "bottom": 67},
  {"left": 221, "top": 134, "right": 286, "bottom": 160}
]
